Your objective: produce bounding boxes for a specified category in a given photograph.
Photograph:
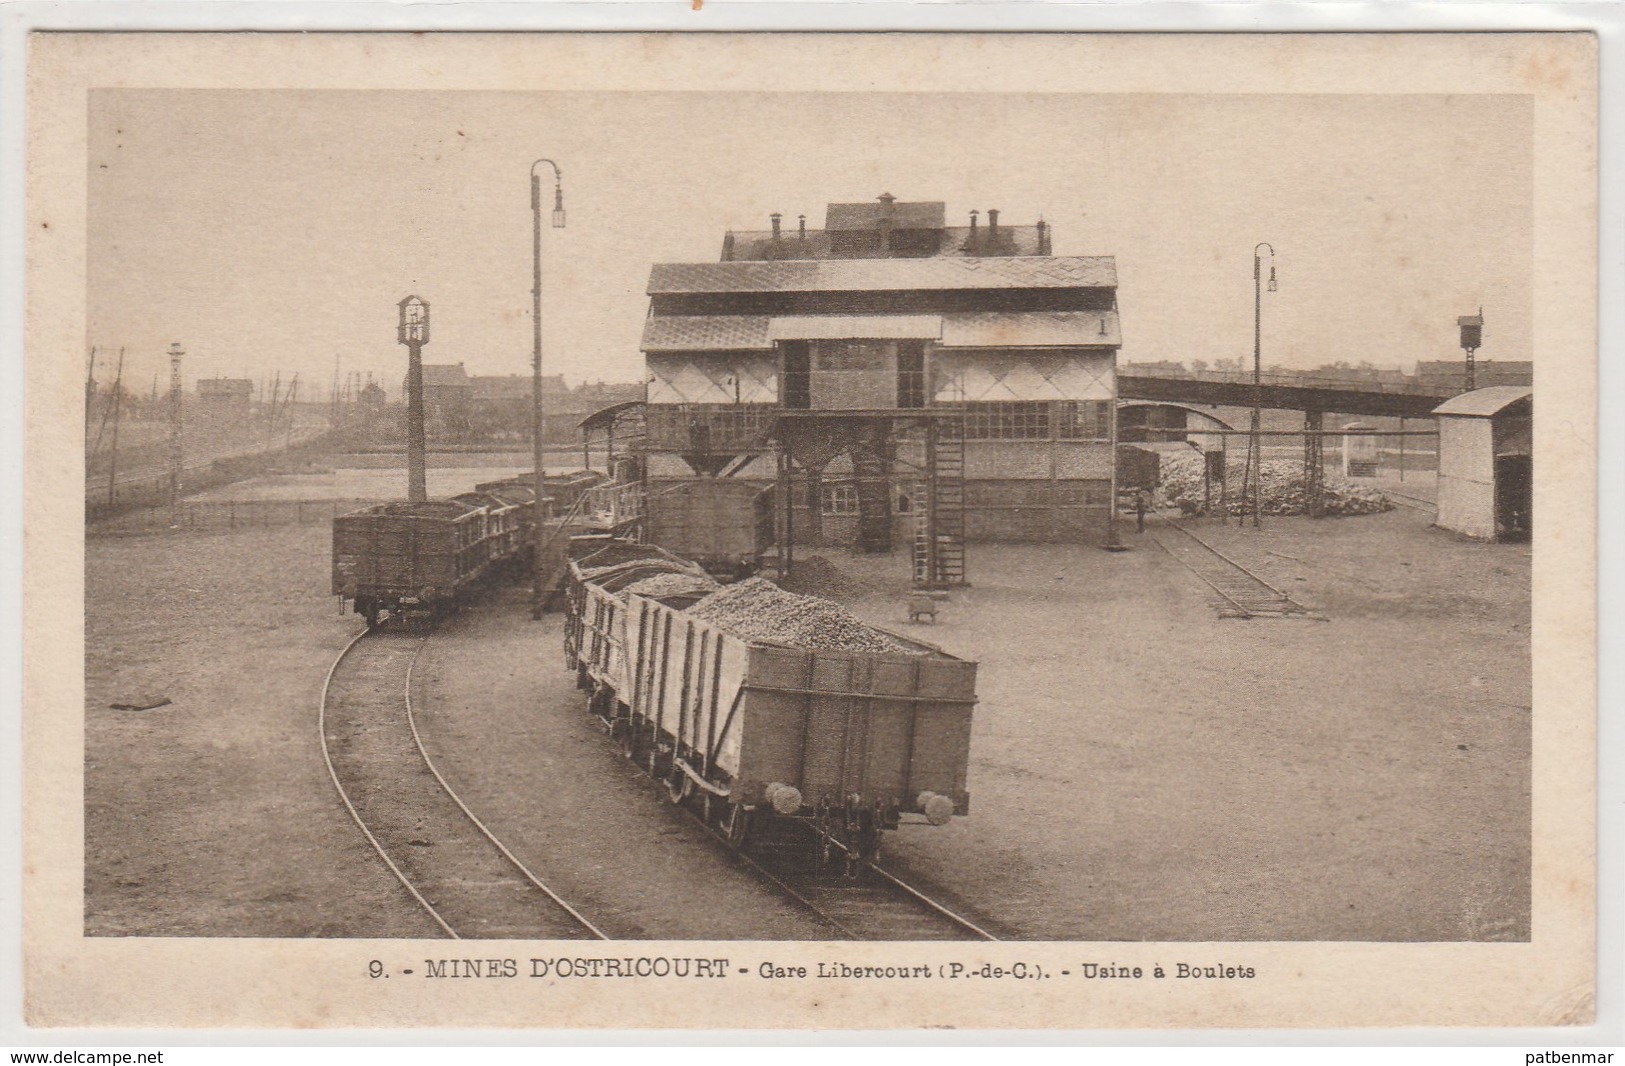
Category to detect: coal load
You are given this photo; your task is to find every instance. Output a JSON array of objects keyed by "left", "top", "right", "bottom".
[
  {"left": 1158, "top": 451, "right": 1395, "bottom": 517},
  {"left": 623, "top": 571, "right": 722, "bottom": 598},
  {"left": 686, "top": 577, "right": 920, "bottom": 654}
]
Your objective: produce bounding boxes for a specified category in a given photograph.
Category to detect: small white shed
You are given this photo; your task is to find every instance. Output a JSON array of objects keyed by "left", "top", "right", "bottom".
[{"left": 1432, "top": 386, "right": 1532, "bottom": 541}]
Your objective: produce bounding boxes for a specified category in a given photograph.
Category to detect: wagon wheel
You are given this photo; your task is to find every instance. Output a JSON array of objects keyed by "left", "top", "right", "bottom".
[
  {"left": 665, "top": 770, "right": 692, "bottom": 805},
  {"left": 724, "top": 803, "right": 752, "bottom": 850}
]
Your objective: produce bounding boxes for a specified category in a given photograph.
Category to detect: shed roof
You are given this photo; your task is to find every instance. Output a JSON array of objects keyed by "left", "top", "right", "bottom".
[
  {"left": 642, "top": 315, "right": 774, "bottom": 351},
  {"left": 1431, "top": 386, "right": 1532, "bottom": 418},
  {"left": 648, "top": 255, "right": 1115, "bottom": 295}
]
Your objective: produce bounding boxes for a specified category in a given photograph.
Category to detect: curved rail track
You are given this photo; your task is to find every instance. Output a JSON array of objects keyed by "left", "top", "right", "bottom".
[
  {"left": 676, "top": 801, "right": 998, "bottom": 941},
  {"left": 1150, "top": 518, "right": 1319, "bottom": 620},
  {"left": 320, "top": 628, "right": 608, "bottom": 940}
]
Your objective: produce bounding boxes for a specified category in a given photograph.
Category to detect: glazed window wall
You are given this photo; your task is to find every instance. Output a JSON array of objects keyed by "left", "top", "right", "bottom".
[{"left": 945, "top": 400, "right": 1112, "bottom": 441}]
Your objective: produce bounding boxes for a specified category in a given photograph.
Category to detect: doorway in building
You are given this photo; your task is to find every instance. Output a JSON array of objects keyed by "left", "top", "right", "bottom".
[
  {"left": 1494, "top": 453, "right": 1531, "bottom": 542},
  {"left": 781, "top": 341, "right": 810, "bottom": 410}
]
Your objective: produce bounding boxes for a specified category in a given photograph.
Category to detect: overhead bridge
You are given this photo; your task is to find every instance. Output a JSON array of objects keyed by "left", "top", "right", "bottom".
[{"left": 1117, "top": 375, "right": 1452, "bottom": 420}]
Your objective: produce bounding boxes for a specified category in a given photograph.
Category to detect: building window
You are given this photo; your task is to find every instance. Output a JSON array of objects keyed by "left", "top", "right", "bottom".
[
  {"left": 821, "top": 484, "right": 860, "bottom": 516},
  {"left": 958, "top": 401, "right": 1051, "bottom": 440},
  {"left": 1057, "top": 400, "right": 1112, "bottom": 441}
]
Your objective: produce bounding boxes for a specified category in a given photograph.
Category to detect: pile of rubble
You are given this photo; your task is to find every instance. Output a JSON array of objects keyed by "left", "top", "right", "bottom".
[
  {"left": 1158, "top": 452, "right": 1394, "bottom": 517},
  {"left": 686, "top": 578, "right": 919, "bottom": 654}
]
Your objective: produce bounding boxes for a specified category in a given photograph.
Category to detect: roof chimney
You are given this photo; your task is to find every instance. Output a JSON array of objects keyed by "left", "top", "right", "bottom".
[
  {"left": 770, "top": 212, "right": 782, "bottom": 239},
  {"left": 987, "top": 208, "right": 999, "bottom": 235},
  {"left": 878, "top": 192, "right": 896, "bottom": 206},
  {"left": 1036, "top": 218, "right": 1050, "bottom": 256},
  {"left": 798, "top": 214, "right": 807, "bottom": 241},
  {"left": 722, "top": 230, "right": 735, "bottom": 261}
]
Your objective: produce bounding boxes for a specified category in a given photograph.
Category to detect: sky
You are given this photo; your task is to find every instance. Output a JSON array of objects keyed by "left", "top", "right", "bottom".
[{"left": 86, "top": 89, "right": 1532, "bottom": 398}]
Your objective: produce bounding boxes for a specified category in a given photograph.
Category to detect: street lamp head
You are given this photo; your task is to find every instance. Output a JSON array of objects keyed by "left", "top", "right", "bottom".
[
  {"left": 551, "top": 181, "right": 566, "bottom": 229},
  {"left": 398, "top": 294, "right": 430, "bottom": 346},
  {"left": 1267, "top": 265, "right": 1278, "bottom": 292}
]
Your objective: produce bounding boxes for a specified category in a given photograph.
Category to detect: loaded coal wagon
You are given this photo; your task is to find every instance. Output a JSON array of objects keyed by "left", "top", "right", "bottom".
[
  {"left": 333, "top": 496, "right": 522, "bottom": 627},
  {"left": 565, "top": 539, "right": 975, "bottom": 866},
  {"left": 643, "top": 479, "right": 776, "bottom": 580},
  {"left": 476, "top": 470, "right": 604, "bottom": 518}
]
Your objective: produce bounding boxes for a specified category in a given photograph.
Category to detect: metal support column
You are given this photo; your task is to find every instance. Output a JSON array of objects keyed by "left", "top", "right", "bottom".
[{"left": 1302, "top": 410, "right": 1325, "bottom": 518}]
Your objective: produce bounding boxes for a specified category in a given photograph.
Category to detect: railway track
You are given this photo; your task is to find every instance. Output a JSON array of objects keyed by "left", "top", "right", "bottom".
[
  {"left": 320, "top": 628, "right": 608, "bottom": 940},
  {"left": 687, "top": 810, "right": 998, "bottom": 941},
  {"left": 1150, "top": 519, "right": 1319, "bottom": 620}
]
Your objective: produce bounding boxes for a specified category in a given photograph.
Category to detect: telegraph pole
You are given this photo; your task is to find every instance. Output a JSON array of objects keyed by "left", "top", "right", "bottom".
[
  {"left": 167, "top": 342, "right": 185, "bottom": 515},
  {"left": 1240, "top": 244, "right": 1277, "bottom": 528}
]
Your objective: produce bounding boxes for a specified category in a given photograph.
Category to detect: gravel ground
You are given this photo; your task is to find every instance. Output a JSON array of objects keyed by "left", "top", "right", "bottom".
[
  {"left": 409, "top": 590, "right": 832, "bottom": 939},
  {"left": 85, "top": 525, "right": 413, "bottom": 936},
  {"left": 817, "top": 505, "right": 1530, "bottom": 941},
  {"left": 84, "top": 502, "right": 1529, "bottom": 942}
]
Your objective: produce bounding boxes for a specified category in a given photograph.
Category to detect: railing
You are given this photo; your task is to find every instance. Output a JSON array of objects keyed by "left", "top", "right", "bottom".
[
  {"left": 583, "top": 480, "right": 645, "bottom": 527},
  {"left": 90, "top": 498, "right": 374, "bottom": 536},
  {"left": 1119, "top": 368, "right": 1529, "bottom": 396}
]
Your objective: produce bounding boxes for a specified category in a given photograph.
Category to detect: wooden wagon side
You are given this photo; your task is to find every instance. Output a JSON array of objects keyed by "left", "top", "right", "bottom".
[
  {"left": 623, "top": 593, "right": 976, "bottom": 858},
  {"left": 331, "top": 500, "right": 487, "bottom": 624}
]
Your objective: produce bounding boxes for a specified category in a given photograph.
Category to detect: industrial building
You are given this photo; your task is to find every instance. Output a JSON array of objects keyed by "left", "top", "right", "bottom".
[
  {"left": 196, "top": 377, "right": 253, "bottom": 408},
  {"left": 1433, "top": 386, "right": 1532, "bottom": 541},
  {"left": 638, "top": 195, "right": 1122, "bottom": 584}
]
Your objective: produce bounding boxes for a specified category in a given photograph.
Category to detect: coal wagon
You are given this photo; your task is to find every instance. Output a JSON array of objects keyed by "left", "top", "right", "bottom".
[
  {"left": 643, "top": 479, "right": 776, "bottom": 580},
  {"left": 333, "top": 493, "right": 538, "bottom": 626},
  {"left": 565, "top": 539, "right": 975, "bottom": 866}
]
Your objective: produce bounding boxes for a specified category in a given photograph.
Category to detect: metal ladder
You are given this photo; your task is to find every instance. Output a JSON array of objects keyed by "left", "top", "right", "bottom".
[{"left": 913, "top": 412, "right": 967, "bottom": 588}]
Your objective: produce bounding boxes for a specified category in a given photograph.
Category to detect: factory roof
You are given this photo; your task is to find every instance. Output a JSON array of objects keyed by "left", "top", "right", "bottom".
[
  {"left": 641, "top": 310, "right": 1121, "bottom": 352},
  {"left": 1431, "top": 386, "right": 1533, "bottom": 418},
  {"left": 647, "top": 255, "right": 1115, "bottom": 295}
]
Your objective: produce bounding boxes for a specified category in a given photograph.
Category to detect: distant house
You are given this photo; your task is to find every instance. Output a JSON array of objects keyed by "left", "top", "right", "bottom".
[
  {"left": 196, "top": 377, "right": 253, "bottom": 407},
  {"left": 402, "top": 363, "right": 471, "bottom": 437},
  {"left": 462, "top": 373, "right": 557, "bottom": 439}
]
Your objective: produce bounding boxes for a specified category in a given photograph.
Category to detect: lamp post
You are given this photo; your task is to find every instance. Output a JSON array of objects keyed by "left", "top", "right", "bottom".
[
  {"left": 1458, "top": 309, "right": 1483, "bottom": 392},
  {"left": 531, "top": 158, "right": 565, "bottom": 618},
  {"left": 167, "top": 342, "right": 185, "bottom": 515},
  {"left": 398, "top": 295, "right": 430, "bottom": 503},
  {"left": 1239, "top": 243, "right": 1277, "bottom": 528}
]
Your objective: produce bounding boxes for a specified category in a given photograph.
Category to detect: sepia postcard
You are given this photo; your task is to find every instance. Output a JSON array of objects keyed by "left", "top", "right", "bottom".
[{"left": 20, "top": 29, "right": 1598, "bottom": 1032}]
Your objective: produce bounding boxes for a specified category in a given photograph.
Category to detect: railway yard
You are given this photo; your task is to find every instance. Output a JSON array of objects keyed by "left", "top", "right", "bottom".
[{"left": 84, "top": 488, "right": 1530, "bottom": 942}]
